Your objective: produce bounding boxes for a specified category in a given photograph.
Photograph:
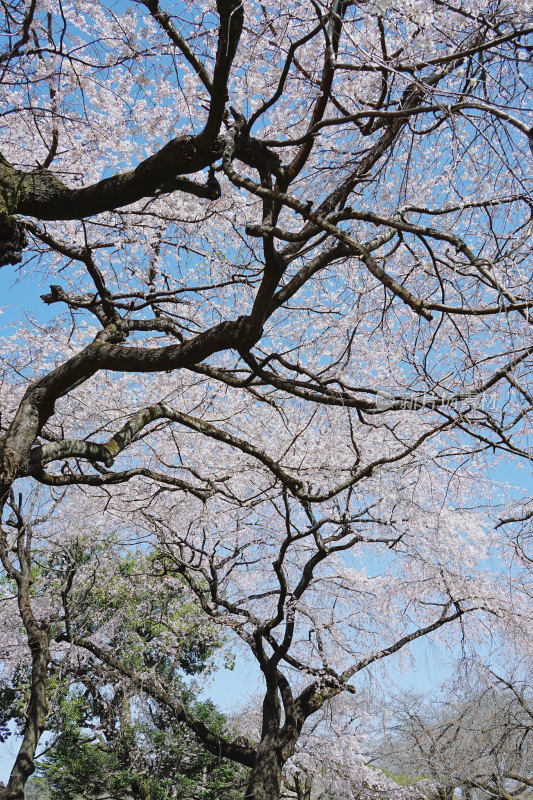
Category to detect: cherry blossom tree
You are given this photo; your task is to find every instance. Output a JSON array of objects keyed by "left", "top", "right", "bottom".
[
  {"left": 378, "top": 673, "right": 533, "bottom": 800},
  {"left": 1, "top": 0, "right": 533, "bottom": 798}
]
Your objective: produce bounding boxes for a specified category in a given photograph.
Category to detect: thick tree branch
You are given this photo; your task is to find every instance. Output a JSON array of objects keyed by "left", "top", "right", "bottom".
[{"left": 70, "top": 636, "right": 256, "bottom": 767}]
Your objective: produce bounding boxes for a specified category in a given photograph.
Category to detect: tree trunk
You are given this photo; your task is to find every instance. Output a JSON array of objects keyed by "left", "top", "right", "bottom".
[
  {"left": 245, "top": 737, "right": 284, "bottom": 800},
  {"left": 1, "top": 613, "right": 50, "bottom": 800}
]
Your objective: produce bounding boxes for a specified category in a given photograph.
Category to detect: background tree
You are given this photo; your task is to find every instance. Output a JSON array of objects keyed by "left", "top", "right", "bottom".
[
  {"left": 37, "top": 547, "right": 247, "bottom": 800},
  {"left": 0, "top": 0, "right": 533, "bottom": 798},
  {"left": 0, "top": 527, "right": 246, "bottom": 799},
  {"left": 377, "top": 675, "right": 533, "bottom": 800}
]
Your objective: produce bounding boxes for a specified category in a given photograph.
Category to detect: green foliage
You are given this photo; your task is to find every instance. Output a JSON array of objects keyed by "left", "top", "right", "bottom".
[
  {"left": 0, "top": 541, "right": 245, "bottom": 799},
  {"left": 38, "top": 687, "right": 247, "bottom": 800},
  {"left": 0, "top": 666, "right": 33, "bottom": 742},
  {"left": 34, "top": 546, "right": 247, "bottom": 800},
  {"left": 0, "top": 682, "right": 18, "bottom": 743}
]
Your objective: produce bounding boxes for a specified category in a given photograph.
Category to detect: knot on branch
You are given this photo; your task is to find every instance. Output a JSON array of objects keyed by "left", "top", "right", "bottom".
[
  {"left": 13, "top": 752, "right": 35, "bottom": 779},
  {"left": 0, "top": 445, "right": 19, "bottom": 486},
  {"left": 0, "top": 215, "right": 27, "bottom": 267},
  {"left": 237, "top": 136, "right": 282, "bottom": 177},
  {"left": 236, "top": 314, "right": 263, "bottom": 350},
  {"left": 41, "top": 284, "right": 69, "bottom": 305},
  {"left": 206, "top": 167, "right": 221, "bottom": 199}
]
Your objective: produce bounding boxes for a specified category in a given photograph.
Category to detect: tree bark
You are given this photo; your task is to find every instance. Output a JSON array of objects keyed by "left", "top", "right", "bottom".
[{"left": 245, "top": 736, "right": 284, "bottom": 800}]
